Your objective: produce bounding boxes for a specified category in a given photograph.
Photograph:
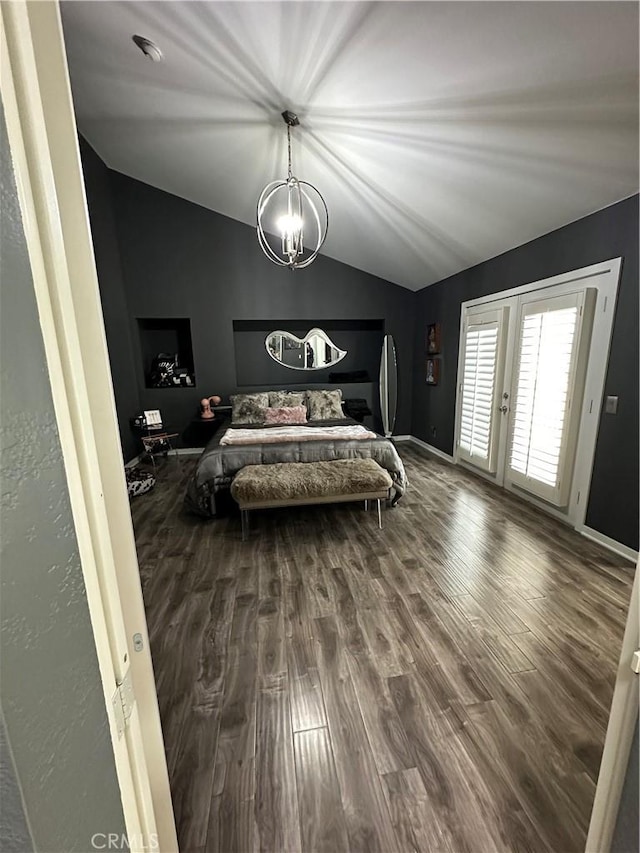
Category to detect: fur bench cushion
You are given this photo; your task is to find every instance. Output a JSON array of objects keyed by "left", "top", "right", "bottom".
[{"left": 231, "top": 458, "right": 392, "bottom": 503}]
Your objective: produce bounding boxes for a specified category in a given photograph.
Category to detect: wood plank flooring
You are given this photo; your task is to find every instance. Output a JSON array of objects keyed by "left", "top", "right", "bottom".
[{"left": 131, "top": 445, "right": 635, "bottom": 853}]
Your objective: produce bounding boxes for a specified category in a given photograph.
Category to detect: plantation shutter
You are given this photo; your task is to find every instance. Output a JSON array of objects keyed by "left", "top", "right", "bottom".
[
  {"left": 457, "top": 308, "right": 507, "bottom": 474},
  {"left": 506, "top": 290, "right": 594, "bottom": 506}
]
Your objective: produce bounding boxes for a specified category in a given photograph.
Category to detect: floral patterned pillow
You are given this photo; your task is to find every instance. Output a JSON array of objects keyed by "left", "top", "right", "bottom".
[
  {"left": 230, "top": 392, "right": 269, "bottom": 424},
  {"left": 264, "top": 405, "right": 307, "bottom": 425},
  {"left": 306, "top": 389, "right": 345, "bottom": 420},
  {"left": 268, "top": 390, "right": 306, "bottom": 408}
]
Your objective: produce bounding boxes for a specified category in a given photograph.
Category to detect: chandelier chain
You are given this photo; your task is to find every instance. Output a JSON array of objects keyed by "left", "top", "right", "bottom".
[{"left": 287, "top": 124, "right": 293, "bottom": 180}]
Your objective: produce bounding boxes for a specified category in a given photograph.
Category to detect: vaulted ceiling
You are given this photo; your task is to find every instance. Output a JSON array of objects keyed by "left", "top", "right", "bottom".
[{"left": 61, "top": 1, "right": 639, "bottom": 291}]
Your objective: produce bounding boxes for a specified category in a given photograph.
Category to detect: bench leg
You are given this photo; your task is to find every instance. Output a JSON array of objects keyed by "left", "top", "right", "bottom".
[
  {"left": 241, "top": 509, "right": 249, "bottom": 541},
  {"left": 377, "top": 498, "right": 382, "bottom": 529}
]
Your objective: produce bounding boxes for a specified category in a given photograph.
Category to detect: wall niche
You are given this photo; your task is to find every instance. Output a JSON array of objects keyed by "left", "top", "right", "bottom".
[
  {"left": 233, "top": 318, "right": 384, "bottom": 386},
  {"left": 136, "top": 317, "right": 195, "bottom": 388}
]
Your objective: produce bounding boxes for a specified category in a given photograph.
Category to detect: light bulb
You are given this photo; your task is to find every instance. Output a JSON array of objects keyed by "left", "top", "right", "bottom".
[{"left": 277, "top": 214, "right": 303, "bottom": 237}]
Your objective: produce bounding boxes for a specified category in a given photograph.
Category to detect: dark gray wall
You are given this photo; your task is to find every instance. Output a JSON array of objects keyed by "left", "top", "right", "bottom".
[
  {"left": 80, "top": 142, "right": 637, "bottom": 549},
  {"left": 97, "top": 168, "right": 415, "bottom": 447},
  {"left": 234, "top": 321, "right": 383, "bottom": 387},
  {"left": 80, "top": 138, "right": 140, "bottom": 461},
  {"left": 611, "top": 719, "right": 639, "bottom": 853},
  {"left": 411, "top": 195, "right": 639, "bottom": 550},
  {"left": 1, "top": 105, "right": 126, "bottom": 850}
]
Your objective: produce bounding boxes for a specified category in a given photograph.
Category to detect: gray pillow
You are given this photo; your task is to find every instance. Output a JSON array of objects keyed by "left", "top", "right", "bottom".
[
  {"left": 268, "top": 390, "right": 306, "bottom": 409},
  {"left": 230, "top": 392, "right": 269, "bottom": 424},
  {"left": 307, "top": 389, "right": 345, "bottom": 420}
]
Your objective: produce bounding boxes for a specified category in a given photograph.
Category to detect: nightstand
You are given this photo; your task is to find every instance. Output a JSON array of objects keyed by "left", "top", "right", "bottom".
[
  {"left": 183, "top": 415, "right": 228, "bottom": 448},
  {"left": 140, "top": 432, "right": 179, "bottom": 467}
]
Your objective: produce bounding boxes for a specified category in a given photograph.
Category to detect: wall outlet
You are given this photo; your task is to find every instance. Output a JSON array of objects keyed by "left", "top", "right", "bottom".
[{"left": 605, "top": 395, "right": 618, "bottom": 414}]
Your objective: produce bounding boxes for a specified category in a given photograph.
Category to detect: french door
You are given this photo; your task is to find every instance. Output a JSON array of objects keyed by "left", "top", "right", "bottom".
[
  {"left": 457, "top": 306, "right": 509, "bottom": 475},
  {"left": 455, "top": 283, "right": 596, "bottom": 511}
]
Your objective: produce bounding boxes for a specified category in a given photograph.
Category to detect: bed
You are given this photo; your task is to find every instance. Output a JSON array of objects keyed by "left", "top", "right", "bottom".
[{"left": 184, "top": 416, "right": 407, "bottom": 518}]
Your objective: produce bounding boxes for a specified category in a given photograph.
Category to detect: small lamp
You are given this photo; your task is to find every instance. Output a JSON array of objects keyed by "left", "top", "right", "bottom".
[{"left": 200, "top": 395, "right": 221, "bottom": 420}]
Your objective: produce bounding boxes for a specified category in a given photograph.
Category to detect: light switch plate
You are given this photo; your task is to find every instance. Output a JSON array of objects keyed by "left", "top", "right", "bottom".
[{"left": 605, "top": 395, "right": 618, "bottom": 414}]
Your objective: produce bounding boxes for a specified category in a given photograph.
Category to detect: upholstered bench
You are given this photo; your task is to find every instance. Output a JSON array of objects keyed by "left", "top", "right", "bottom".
[{"left": 231, "top": 458, "right": 393, "bottom": 540}]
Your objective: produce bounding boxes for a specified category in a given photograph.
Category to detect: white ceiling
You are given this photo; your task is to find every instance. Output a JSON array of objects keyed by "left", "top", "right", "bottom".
[{"left": 61, "top": 1, "right": 639, "bottom": 291}]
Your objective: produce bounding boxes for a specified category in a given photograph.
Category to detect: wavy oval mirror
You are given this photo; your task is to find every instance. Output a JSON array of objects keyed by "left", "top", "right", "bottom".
[{"left": 265, "top": 328, "right": 347, "bottom": 371}]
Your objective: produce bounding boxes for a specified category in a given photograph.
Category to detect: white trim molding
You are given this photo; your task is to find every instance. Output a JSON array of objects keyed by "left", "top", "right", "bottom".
[
  {"left": 579, "top": 526, "right": 638, "bottom": 564},
  {"left": 397, "top": 435, "right": 635, "bottom": 560},
  {"left": 408, "top": 435, "right": 455, "bottom": 463},
  {"left": 586, "top": 564, "right": 639, "bottom": 852},
  {"left": 125, "top": 447, "right": 203, "bottom": 468}
]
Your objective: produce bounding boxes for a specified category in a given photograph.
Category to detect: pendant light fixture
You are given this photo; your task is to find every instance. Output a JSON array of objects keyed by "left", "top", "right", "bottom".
[{"left": 257, "top": 110, "right": 328, "bottom": 270}]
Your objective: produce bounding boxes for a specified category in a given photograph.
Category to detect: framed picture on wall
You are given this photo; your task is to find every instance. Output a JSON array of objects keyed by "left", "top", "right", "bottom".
[
  {"left": 426, "top": 358, "right": 440, "bottom": 385},
  {"left": 427, "top": 323, "right": 441, "bottom": 354}
]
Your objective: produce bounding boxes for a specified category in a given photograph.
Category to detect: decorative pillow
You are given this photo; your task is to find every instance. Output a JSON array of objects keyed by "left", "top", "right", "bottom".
[
  {"left": 268, "top": 390, "right": 306, "bottom": 408},
  {"left": 264, "top": 405, "right": 307, "bottom": 425},
  {"left": 230, "top": 392, "right": 269, "bottom": 424},
  {"left": 306, "top": 389, "right": 345, "bottom": 420}
]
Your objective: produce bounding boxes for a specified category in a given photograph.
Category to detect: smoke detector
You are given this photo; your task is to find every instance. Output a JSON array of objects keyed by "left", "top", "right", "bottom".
[{"left": 132, "top": 35, "right": 163, "bottom": 62}]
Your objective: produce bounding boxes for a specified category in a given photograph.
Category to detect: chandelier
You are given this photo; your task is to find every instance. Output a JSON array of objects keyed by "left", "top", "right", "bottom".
[{"left": 257, "top": 110, "right": 328, "bottom": 270}]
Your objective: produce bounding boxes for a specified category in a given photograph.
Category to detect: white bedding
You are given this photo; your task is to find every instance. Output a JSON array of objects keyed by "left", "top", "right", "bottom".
[{"left": 220, "top": 423, "right": 377, "bottom": 446}]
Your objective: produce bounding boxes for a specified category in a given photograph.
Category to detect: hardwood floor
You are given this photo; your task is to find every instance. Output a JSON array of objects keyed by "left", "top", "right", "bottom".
[{"left": 131, "top": 445, "right": 635, "bottom": 853}]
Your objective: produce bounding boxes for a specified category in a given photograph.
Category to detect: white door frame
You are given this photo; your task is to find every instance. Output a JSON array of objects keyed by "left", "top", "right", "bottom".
[
  {"left": 453, "top": 258, "right": 622, "bottom": 532},
  {"left": 586, "top": 563, "right": 639, "bottom": 852},
  {"left": 1, "top": 4, "right": 177, "bottom": 850}
]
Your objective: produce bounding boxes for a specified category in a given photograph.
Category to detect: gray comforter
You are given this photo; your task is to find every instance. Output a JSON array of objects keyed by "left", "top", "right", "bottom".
[{"left": 184, "top": 418, "right": 407, "bottom": 517}]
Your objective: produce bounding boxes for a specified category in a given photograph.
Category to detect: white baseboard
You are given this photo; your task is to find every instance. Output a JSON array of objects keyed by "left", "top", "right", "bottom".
[
  {"left": 407, "top": 435, "right": 455, "bottom": 463},
  {"left": 399, "top": 437, "right": 635, "bottom": 562},
  {"left": 579, "top": 526, "right": 638, "bottom": 564},
  {"left": 124, "top": 447, "right": 202, "bottom": 468}
]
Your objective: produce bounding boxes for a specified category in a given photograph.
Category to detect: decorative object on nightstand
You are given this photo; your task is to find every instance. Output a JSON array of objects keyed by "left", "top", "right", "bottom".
[{"left": 200, "top": 395, "right": 222, "bottom": 419}]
